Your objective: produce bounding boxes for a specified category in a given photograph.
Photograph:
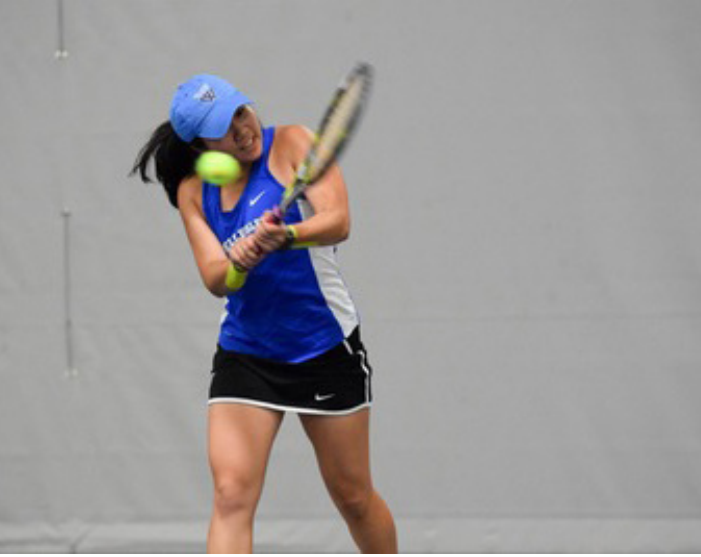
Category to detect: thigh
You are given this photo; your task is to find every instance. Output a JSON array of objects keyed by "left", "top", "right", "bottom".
[
  {"left": 208, "top": 403, "right": 285, "bottom": 485},
  {"left": 299, "top": 409, "right": 372, "bottom": 491}
]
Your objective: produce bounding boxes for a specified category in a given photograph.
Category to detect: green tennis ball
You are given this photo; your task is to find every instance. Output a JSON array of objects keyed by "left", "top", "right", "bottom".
[{"left": 195, "top": 151, "right": 242, "bottom": 186}]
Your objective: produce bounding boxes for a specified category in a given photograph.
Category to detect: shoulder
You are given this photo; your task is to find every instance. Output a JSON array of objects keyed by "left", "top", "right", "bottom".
[
  {"left": 275, "top": 124, "right": 314, "bottom": 144},
  {"left": 269, "top": 125, "right": 313, "bottom": 184},
  {"left": 177, "top": 175, "right": 204, "bottom": 215},
  {"left": 272, "top": 125, "right": 313, "bottom": 163}
]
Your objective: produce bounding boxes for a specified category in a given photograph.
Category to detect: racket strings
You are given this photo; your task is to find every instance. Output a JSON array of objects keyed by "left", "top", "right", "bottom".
[{"left": 309, "top": 76, "right": 365, "bottom": 178}]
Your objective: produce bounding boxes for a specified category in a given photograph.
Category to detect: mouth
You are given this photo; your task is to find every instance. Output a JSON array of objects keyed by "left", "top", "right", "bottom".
[{"left": 236, "top": 134, "right": 255, "bottom": 152}]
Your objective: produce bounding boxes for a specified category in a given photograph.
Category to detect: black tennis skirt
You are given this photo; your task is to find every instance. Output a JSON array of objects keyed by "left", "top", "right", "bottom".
[{"left": 209, "top": 327, "right": 373, "bottom": 415}]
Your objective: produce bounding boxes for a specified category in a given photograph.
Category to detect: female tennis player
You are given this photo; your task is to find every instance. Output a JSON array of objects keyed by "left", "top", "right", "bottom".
[{"left": 131, "top": 74, "right": 397, "bottom": 553}]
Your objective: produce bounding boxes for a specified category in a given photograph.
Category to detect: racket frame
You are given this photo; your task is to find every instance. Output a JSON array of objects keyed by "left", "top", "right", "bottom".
[{"left": 275, "top": 61, "right": 373, "bottom": 220}]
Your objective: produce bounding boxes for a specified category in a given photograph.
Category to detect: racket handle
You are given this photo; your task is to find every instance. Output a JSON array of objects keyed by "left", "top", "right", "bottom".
[
  {"left": 226, "top": 208, "right": 284, "bottom": 292},
  {"left": 271, "top": 205, "right": 283, "bottom": 223}
]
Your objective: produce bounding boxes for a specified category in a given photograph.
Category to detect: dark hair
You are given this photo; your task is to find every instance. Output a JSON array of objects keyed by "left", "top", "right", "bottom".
[{"left": 130, "top": 121, "right": 204, "bottom": 208}]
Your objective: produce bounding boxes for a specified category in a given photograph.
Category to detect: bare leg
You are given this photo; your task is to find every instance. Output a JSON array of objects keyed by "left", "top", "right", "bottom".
[
  {"left": 300, "top": 409, "right": 397, "bottom": 553},
  {"left": 207, "top": 404, "right": 284, "bottom": 553}
]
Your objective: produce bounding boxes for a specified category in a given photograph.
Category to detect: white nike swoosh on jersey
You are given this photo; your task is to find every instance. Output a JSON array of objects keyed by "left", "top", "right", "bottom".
[
  {"left": 249, "top": 191, "right": 266, "bottom": 206},
  {"left": 314, "top": 393, "right": 335, "bottom": 401}
]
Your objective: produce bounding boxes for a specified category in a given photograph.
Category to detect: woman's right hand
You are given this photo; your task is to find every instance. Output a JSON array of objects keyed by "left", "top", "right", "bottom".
[{"left": 228, "top": 235, "right": 266, "bottom": 271}]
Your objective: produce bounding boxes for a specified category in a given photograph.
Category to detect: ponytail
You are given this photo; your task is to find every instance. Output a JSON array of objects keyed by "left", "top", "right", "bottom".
[{"left": 130, "top": 121, "right": 203, "bottom": 208}]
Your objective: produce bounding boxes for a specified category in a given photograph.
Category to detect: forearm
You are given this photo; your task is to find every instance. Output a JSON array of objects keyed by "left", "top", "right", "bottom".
[
  {"left": 202, "top": 258, "right": 233, "bottom": 298},
  {"left": 202, "top": 211, "right": 350, "bottom": 297},
  {"left": 218, "top": 208, "right": 349, "bottom": 295},
  {"left": 290, "top": 209, "right": 349, "bottom": 246}
]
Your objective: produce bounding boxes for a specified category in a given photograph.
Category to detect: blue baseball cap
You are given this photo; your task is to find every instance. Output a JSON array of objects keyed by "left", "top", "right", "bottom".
[{"left": 169, "top": 74, "right": 252, "bottom": 143}]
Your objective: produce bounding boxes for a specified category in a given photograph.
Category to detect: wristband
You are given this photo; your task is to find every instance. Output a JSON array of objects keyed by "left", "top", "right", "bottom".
[
  {"left": 291, "top": 241, "right": 319, "bottom": 249},
  {"left": 279, "top": 225, "right": 298, "bottom": 251},
  {"left": 225, "top": 262, "right": 248, "bottom": 291}
]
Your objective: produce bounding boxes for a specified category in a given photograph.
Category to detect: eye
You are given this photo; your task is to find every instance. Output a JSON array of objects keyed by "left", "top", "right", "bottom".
[{"left": 234, "top": 106, "right": 246, "bottom": 120}]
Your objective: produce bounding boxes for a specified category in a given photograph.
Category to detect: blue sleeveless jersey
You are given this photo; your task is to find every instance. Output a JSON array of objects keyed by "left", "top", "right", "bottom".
[{"left": 202, "top": 127, "right": 359, "bottom": 363}]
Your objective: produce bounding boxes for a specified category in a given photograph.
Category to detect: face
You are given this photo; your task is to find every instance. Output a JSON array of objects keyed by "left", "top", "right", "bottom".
[{"left": 202, "top": 105, "right": 262, "bottom": 164}]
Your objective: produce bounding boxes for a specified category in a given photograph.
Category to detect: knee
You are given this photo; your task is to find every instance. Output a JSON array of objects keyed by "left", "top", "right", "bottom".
[
  {"left": 328, "top": 480, "right": 374, "bottom": 522},
  {"left": 212, "top": 476, "right": 261, "bottom": 518}
]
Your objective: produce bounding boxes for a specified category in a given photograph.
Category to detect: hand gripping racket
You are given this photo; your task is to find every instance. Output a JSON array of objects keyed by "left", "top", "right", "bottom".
[{"left": 226, "top": 62, "right": 374, "bottom": 291}]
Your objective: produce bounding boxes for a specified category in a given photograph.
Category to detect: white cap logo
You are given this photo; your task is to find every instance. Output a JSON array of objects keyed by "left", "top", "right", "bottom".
[{"left": 194, "top": 83, "right": 216, "bottom": 102}]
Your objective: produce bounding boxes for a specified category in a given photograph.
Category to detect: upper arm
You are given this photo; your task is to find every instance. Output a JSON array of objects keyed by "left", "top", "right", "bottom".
[
  {"left": 177, "top": 177, "right": 228, "bottom": 295},
  {"left": 270, "top": 125, "right": 350, "bottom": 221}
]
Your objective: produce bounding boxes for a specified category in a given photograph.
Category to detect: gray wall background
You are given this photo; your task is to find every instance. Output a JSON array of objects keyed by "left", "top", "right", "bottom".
[{"left": 1, "top": 0, "right": 701, "bottom": 552}]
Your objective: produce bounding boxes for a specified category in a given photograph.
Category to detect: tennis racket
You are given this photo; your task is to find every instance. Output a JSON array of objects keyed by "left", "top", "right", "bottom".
[{"left": 226, "top": 61, "right": 374, "bottom": 291}]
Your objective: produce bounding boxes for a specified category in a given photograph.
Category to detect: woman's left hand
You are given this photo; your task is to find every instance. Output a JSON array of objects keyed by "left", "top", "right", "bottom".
[{"left": 253, "top": 211, "right": 288, "bottom": 253}]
